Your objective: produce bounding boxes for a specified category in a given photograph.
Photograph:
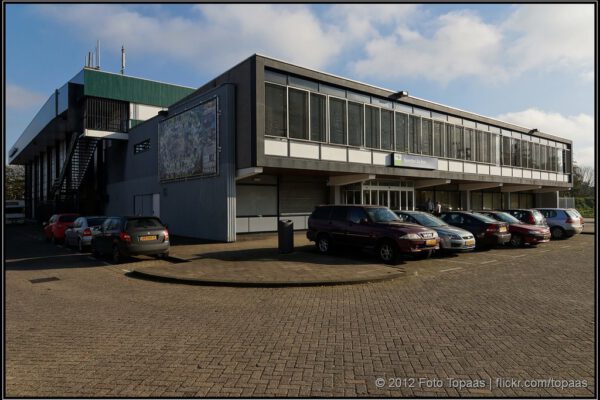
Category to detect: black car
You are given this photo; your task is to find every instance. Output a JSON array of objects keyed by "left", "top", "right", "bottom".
[
  {"left": 92, "top": 216, "right": 170, "bottom": 263},
  {"left": 440, "top": 211, "right": 511, "bottom": 247}
]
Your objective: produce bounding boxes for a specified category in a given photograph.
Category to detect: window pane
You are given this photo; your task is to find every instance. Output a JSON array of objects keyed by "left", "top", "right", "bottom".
[
  {"left": 365, "top": 106, "right": 380, "bottom": 149},
  {"left": 265, "top": 83, "right": 286, "bottom": 137},
  {"left": 533, "top": 143, "right": 540, "bottom": 169},
  {"left": 395, "top": 113, "right": 408, "bottom": 152},
  {"left": 464, "top": 128, "right": 474, "bottom": 161},
  {"left": 502, "top": 136, "right": 511, "bottom": 166},
  {"left": 454, "top": 126, "right": 464, "bottom": 159},
  {"left": 381, "top": 110, "right": 393, "bottom": 150},
  {"left": 493, "top": 134, "right": 500, "bottom": 165},
  {"left": 433, "top": 121, "right": 443, "bottom": 157},
  {"left": 329, "top": 98, "right": 347, "bottom": 145},
  {"left": 446, "top": 124, "right": 454, "bottom": 158},
  {"left": 421, "top": 119, "right": 432, "bottom": 155},
  {"left": 288, "top": 88, "right": 308, "bottom": 139},
  {"left": 409, "top": 115, "right": 421, "bottom": 153},
  {"left": 310, "top": 93, "right": 326, "bottom": 142},
  {"left": 512, "top": 139, "right": 521, "bottom": 167},
  {"left": 348, "top": 101, "right": 364, "bottom": 146},
  {"left": 541, "top": 145, "right": 547, "bottom": 170}
]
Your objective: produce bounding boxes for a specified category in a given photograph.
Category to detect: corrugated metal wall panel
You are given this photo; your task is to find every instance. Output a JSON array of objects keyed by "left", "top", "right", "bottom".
[
  {"left": 84, "top": 69, "right": 195, "bottom": 107},
  {"left": 279, "top": 175, "right": 327, "bottom": 214}
]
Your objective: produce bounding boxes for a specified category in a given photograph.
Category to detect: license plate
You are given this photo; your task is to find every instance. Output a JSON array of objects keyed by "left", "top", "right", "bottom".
[
  {"left": 140, "top": 235, "right": 157, "bottom": 241},
  {"left": 466, "top": 239, "right": 475, "bottom": 246},
  {"left": 426, "top": 239, "right": 437, "bottom": 246},
  {"left": 499, "top": 226, "right": 507, "bottom": 232}
]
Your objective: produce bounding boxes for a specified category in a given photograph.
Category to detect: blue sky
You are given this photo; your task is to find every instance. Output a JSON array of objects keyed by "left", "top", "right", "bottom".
[{"left": 5, "top": 3, "right": 595, "bottom": 167}]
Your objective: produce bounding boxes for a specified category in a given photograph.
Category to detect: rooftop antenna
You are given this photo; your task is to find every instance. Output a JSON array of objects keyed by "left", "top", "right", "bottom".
[
  {"left": 96, "top": 39, "right": 100, "bottom": 69},
  {"left": 120, "top": 45, "right": 126, "bottom": 75}
]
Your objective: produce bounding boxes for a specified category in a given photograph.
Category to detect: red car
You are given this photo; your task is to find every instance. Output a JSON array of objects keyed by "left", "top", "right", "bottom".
[
  {"left": 43, "top": 213, "right": 80, "bottom": 243},
  {"left": 476, "top": 211, "right": 551, "bottom": 247}
]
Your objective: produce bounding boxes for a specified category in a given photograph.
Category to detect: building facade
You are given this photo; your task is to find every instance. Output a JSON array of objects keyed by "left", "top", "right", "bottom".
[
  {"left": 102, "top": 55, "right": 572, "bottom": 242},
  {"left": 8, "top": 68, "right": 195, "bottom": 221}
]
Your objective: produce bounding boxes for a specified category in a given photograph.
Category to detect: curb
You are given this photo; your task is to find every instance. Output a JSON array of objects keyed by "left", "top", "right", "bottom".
[{"left": 128, "top": 269, "right": 405, "bottom": 288}]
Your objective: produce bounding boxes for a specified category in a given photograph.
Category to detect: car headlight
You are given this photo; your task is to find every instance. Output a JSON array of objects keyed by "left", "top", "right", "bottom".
[{"left": 399, "top": 233, "right": 421, "bottom": 240}]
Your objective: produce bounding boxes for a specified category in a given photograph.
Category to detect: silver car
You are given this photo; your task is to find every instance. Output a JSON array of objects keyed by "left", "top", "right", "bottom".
[
  {"left": 396, "top": 211, "right": 476, "bottom": 252},
  {"left": 536, "top": 208, "right": 583, "bottom": 239},
  {"left": 65, "top": 216, "right": 109, "bottom": 251}
]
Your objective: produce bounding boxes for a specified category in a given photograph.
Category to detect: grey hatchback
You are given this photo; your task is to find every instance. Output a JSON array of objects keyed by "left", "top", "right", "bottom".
[
  {"left": 536, "top": 208, "right": 583, "bottom": 239},
  {"left": 92, "top": 216, "right": 170, "bottom": 263}
]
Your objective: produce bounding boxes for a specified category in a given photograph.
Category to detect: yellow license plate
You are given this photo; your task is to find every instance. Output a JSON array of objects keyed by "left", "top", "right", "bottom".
[
  {"left": 466, "top": 239, "right": 475, "bottom": 246},
  {"left": 426, "top": 239, "right": 437, "bottom": 246},
  {"left": 140, "top": 235, "right": 157, "bottom": 241},
  {"left": 499, "top": 226, "right": 507, "bottom": 232}
]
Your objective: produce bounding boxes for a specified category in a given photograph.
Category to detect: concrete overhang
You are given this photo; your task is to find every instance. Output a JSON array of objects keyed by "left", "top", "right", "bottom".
[
  {"left": 500, "top": 185, "right": 542, "bottom": 193},
  {"left": 533, "top": 187, "right": 569, "bottom": 194},
  {"left": 236, "top": 167, "right": 264, "bottom": 180},
  {"left": 84, "top": 129, "right": 128, "bottom": 140},
  {"left": 458, "top": 182, "right": 503, "bottom": 191},
  {"left": 327, "top": 174, "right": 375, "bottom": 186},
  {"left": 414, "top": 179, "right": 451, "bottom": 189}
]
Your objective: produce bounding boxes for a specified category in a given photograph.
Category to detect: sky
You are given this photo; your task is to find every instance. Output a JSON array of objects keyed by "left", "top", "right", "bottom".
[{"left": 5, "top": 3, "right": 595, "bottom": 168}]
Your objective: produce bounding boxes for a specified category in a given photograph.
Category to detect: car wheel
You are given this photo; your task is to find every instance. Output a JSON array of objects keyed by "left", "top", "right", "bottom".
[
  {"left": 509, "top": 234, "right": 523, "bottom": 247},
  {"left": 111, "top": 245, "right": 121, "bottom": 264},
  {"left": 378, "top": 240, "right": 399, "bottom": 265},
  {"left": 154, "top": 251, "right": 170, "bottom": 259},
  {"left": 550, "top": 227, "right": 565, "bottom": 240},
  {"left": 91, "top": 241, "right": 101, "bottom": 258},
  {"left": 316, "top": 234, "right": 331, "bottom": 254}
]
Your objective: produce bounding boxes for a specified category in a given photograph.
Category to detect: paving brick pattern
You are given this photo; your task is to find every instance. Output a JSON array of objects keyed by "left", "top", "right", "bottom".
[{"left": 5, "top": 225, "right": 595, "bottom": 397}]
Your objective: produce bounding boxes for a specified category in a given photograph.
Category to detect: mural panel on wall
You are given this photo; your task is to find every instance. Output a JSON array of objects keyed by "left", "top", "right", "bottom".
[{"left": 158, "top": 98, "right": 218, "bottom": 181}]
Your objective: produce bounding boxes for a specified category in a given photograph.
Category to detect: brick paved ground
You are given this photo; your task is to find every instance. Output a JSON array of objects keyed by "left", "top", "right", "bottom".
[{"left": 5, "top": 224, "right": 595, "bottom": 397}]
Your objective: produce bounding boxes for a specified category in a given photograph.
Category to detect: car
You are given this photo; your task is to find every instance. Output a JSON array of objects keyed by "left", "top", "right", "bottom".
[
  {"left": 475, "top": 211, "right": 551, "bottom": 247},
  {"left": 43, "top": 213, "right": 80, "bottom": 243},
  {"left": 395, "top": 210, "right": 476, "bottom": 253},
  {"left": 64, "top": 216, "right": 109, "bottom": 252},
  {"left": 307, "top": 205, "right": 440, "bottom": 264},
  {"left": 439, "top": 211, "right": 511, "bottom": 247},
  {"left": 92, "top": 216, "right": 170, "bottom": 263},
  {"left": 536, "top": 208, "right": 584, "bottom": 239},
  {"left": 503, "top": 209, "right": 547, "bottom": 227}
]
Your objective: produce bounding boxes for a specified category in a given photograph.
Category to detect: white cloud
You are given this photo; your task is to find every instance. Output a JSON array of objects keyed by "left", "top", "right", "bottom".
[
  {"left": 502, "top": 4, "right": 594, "bottom": 76},
  {"left": 6, "top": 84, "right": 46, "bottom": 109},
  {"left": 496, "top": 109, "right": 594, "bottom": 168},
  {"left": 350, "top": 10, "right": 505, "bottom": 85},
  {"left": 38, "top": 4, "right": 342, "bottom": 75}
]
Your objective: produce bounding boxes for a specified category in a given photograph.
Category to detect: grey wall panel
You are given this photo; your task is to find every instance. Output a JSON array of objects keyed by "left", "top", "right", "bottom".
[
  {"left": 106, "top": 84, "right": 237, "bottom": 242},
  {"left": 279, "top": 175, "right": 328, "bottom": 213}
]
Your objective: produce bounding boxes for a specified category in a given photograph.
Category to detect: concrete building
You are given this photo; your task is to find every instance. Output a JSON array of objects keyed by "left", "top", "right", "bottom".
[
  {"left": 8, "top": 67, "right": 195, "bottom": 221},
  {"left": 99, "top": 54, "right": 572, "bottom": 242}
]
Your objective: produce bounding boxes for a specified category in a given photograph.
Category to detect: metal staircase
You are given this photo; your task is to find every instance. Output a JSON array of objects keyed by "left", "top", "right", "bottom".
[{"left": 50, "top": 134, "right": 100, "bottom": 203}]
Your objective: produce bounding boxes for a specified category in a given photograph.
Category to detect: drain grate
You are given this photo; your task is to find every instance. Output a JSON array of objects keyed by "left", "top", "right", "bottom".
[{"left": 29, "top": 277, "right": 60, "bottom": 284}]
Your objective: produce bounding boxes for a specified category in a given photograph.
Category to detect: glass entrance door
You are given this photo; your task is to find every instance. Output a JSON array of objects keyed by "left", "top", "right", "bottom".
[{"left": 390, "top": 191, "right": 400, "bottom": 211}]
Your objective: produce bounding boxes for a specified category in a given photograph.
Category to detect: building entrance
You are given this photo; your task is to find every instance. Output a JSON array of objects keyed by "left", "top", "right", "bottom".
[{"left": 342, "top": 180, "right": 414, "bottom": 211}]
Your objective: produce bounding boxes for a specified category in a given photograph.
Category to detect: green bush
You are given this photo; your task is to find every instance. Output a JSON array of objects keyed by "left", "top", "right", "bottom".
[{"left": 575, "top": 197, "right": 595, "bottom": 218}]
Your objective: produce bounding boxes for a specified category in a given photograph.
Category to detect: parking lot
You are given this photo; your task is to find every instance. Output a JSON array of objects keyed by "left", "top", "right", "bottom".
[{"left": 5, "top": 223, "right": 595, "bottom": 397}]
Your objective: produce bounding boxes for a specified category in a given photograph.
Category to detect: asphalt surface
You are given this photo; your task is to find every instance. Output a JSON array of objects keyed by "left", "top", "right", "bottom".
[{"left": 5, "top": 223, "right": 596, "bottom": 397}]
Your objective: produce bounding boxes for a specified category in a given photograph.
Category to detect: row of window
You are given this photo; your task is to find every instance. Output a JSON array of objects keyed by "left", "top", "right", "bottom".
[{"left": 265, "top": 82, "right": 570, "bottom": 174}]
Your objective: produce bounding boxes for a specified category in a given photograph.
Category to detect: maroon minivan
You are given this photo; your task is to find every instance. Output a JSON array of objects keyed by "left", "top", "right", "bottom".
[{"left": 307, "top": 205, "right": 439, "bottom": 264}]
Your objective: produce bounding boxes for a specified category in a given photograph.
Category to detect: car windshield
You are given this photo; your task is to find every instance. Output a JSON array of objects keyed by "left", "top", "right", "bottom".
[
  {"left": 87, "top": 217, "right": 108, "bottom": 227},
  {"left": 127, "top": 218, "right": 163, "bottom": 229},
  {"left": 411, "top": 213, "right": 447, "bottom": 227},
  {"left": 532, "top": 210, "right": 545, "bottom": 223},
  {"left": 366, "top": 207, "right": 400, "bottom": 223},
  {"left": 472, "top": 213, "right": 497, "bottom": 223},
  {"left": 492, "top": 212, "right": 521, "bottom": 224},
  {"left": 566, "top": 209, "right": 580, "bottom": 219}
]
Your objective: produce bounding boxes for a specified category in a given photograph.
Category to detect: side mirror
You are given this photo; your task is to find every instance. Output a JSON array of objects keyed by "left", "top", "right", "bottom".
[
  {"left": 42, "top": 222, "right": 48, "bottom": 227},
  {"left": 164, "top": 224, "right": 169, "bottom": 230},
  {"left": 360, "top": 218, "right": 369, "bottom": 225}
]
